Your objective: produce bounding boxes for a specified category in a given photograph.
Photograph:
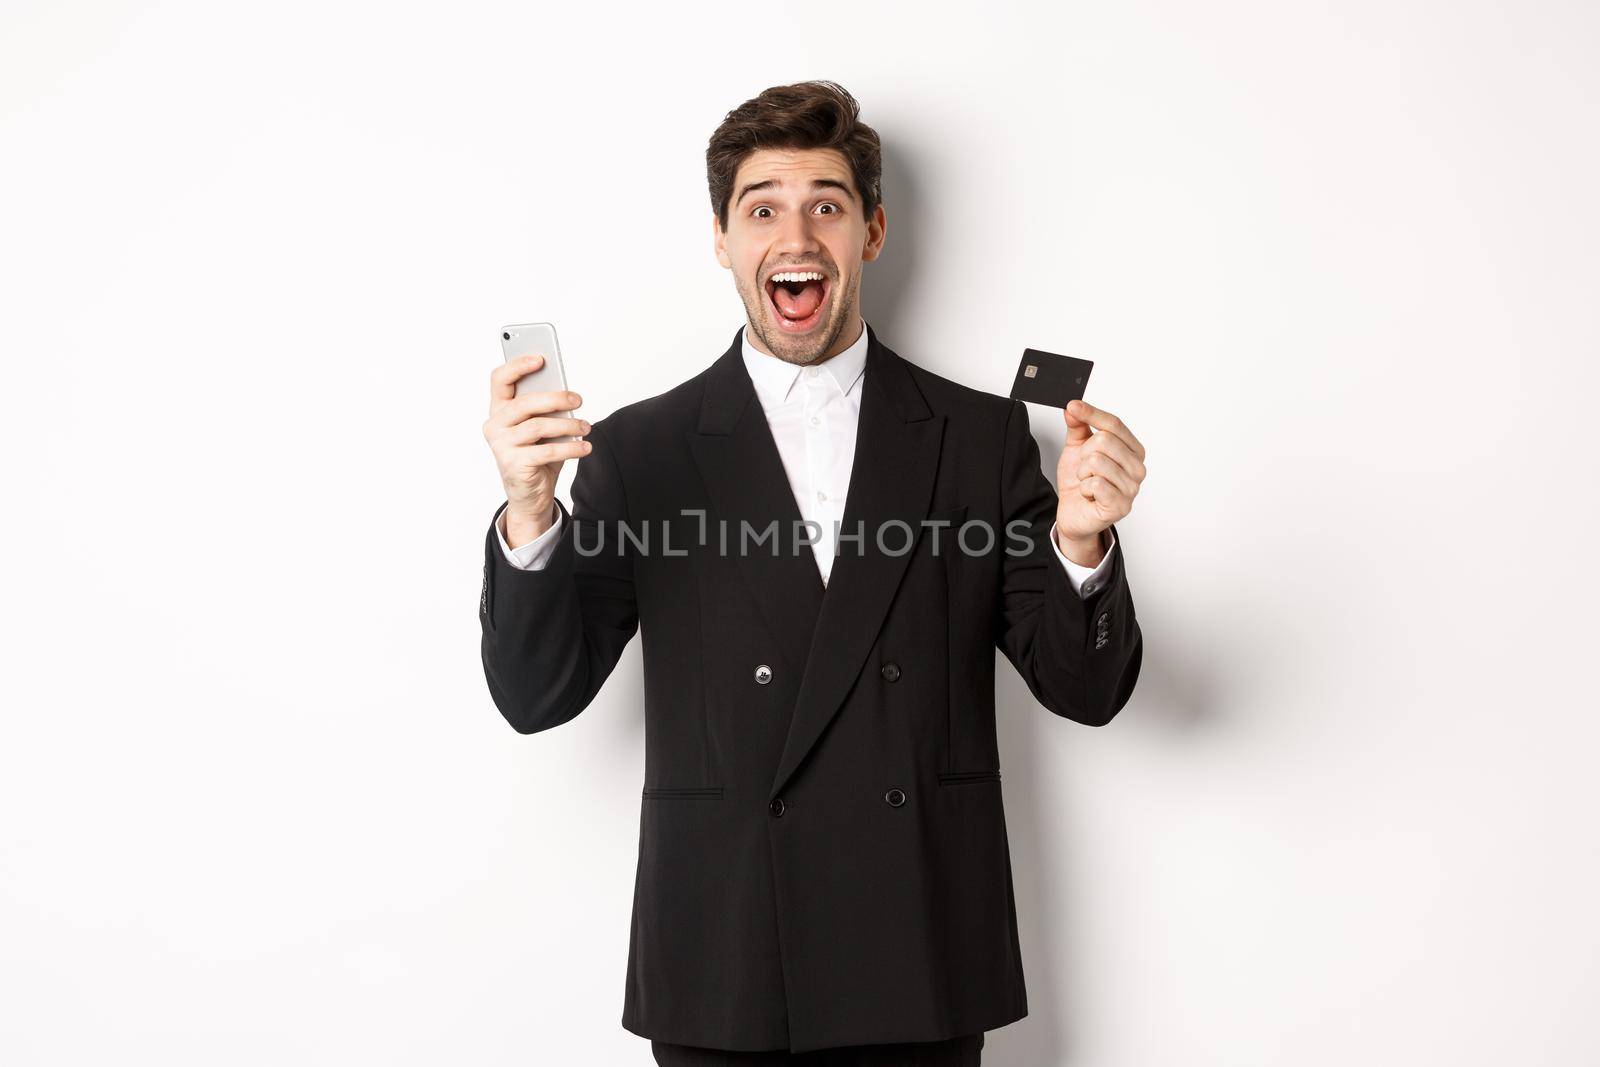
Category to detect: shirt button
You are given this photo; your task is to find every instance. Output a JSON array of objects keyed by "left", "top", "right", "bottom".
[
  {"left": 816, "top": 490, "right": 827, "bottom": 502},
  {"left": 754, "top": 664, "right": 772, "bottom": 685},
  {"left": 769, "top": 797, "right": 786, "bottom": 817},
  {"left": 884, "top": 788, "right": 906, "bottom": 807},
  {"left": 880, "top": 662, "right": 901, "bottom": 682},
  {"left": 809, "top": 416, "right": 821, "bottom": 426}
]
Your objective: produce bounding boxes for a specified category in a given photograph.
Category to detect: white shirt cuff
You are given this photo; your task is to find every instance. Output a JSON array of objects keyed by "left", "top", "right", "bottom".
[
  {"left": 1050, "top": 525, "right": 1117, "bottom": 598},
  {"left": 496, "top": 504, "right": 563, "bottom": 570}
]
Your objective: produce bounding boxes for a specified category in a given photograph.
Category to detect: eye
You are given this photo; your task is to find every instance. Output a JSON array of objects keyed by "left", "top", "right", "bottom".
[
  {"left": 752, "top": 206, "right": 773, "bottom": 219},
  {"left": 816, "top": 202, "right": 839, "bottom": 215}
]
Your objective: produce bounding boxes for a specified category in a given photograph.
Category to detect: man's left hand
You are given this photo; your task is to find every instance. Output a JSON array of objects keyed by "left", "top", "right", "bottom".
[{"left": 1055, "top": 399, "right": 1147, "bottom": 566}]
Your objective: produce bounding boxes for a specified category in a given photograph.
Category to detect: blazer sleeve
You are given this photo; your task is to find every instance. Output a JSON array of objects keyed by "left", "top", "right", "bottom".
[
  {"left": 478, "top": 419, "right": 640, "bottom": 734},
  {"left": 994, "top": 398, "right": 1143, "bottom": 726}
]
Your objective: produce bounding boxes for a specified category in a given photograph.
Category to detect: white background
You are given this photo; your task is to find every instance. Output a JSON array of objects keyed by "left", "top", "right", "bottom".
[{"left": 3, "top": 1, "right": 1597, "bottom": 1064}]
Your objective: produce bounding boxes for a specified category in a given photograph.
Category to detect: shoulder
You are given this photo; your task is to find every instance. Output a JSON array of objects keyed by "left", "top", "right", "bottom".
[
  {"left": 900, "top": 358, "right": 1016, "bottom": 421},
  {"left": 890, "top": 354, "right": 1043, "bottom": 473},
  {"left": 584, "top": 361, "right": 715, "bottom": 457},
  {"left": 896, "top": 356, "right": 1026, "bottom": 457}
]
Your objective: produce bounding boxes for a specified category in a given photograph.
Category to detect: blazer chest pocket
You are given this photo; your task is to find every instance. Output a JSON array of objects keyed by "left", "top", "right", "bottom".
[
  {"left": 922, "top": 504, "right": 969, "bottom": 557},
  {"left": 937, "top": 769, "right": 1002, "bottom": 787},
  {"left": 641, "top": 786, "right": 724, "bottom": 799}
]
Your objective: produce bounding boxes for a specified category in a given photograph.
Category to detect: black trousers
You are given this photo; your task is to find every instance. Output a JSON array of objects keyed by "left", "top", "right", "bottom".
[{"left": 651, "top": 1032, "right": 983, "bottom": 1066}]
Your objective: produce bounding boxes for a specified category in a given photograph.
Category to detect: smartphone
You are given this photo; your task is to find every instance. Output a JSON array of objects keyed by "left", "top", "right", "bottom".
[{"left": 500, "top": 322, "right": 575, "bottom": 442}]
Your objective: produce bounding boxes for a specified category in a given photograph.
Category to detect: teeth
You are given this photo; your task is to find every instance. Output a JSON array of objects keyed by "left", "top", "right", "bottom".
[{"left": 769, "top": 271, "right": 825, "bottom": 284}]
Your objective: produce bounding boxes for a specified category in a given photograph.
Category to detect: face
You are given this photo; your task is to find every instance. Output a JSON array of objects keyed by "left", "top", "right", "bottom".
[{"left": 714, "top": 147, "right": 887, "bottom": 365}]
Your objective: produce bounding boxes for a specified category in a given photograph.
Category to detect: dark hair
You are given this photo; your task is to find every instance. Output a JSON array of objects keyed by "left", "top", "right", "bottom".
[{"left": 706, "top": 80, "right": 882, "bottom": 231}]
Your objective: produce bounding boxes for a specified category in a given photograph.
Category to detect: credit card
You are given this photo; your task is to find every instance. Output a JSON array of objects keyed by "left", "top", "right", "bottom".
[{"left": 1008, "top": 348, "right": 1094, "bottom": 408}]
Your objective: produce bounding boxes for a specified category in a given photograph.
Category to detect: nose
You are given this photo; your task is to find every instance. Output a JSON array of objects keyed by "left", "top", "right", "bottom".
[{"left": 773, "top": 209, "right": 823, "bottom": 258}]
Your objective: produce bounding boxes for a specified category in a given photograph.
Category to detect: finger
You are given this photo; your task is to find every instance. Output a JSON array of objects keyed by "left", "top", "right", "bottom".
[
  {"left": 1062, "top": 403, "right": 1092, "bottom": 447},
  {"left": 1079, "top": 432, "right": 1146, "bottom": 485},
  {"left": 488, "top": 389, "right": 585, "bottom": 431},
  {"left": 489, "top": 354, "right": 547, "bottom": 409},
  {"left": 1079, "top": 474, "right": 1129, "bottom": 512},
  {"left": 1075, "top": 452, "right": 1137, "bottom": 499},
  {"left": 508, "top": 438, "right": 593, "bottom": 468},
  {"left": 1068, "top": 399, "right": 1144, "bottom": 460},
  {"left": 502, "top": 416, "right": 592, "bottom": 447}
]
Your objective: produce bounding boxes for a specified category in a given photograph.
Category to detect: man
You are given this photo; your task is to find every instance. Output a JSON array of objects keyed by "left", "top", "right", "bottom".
[{"left": 479, "top": 81, "right": 1146, "bottom": 1065}]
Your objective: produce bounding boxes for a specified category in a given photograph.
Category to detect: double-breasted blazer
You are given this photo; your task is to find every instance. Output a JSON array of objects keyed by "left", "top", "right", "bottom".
[{"left": 478, "top": 322, "right": 1143, "bottom": 1053}]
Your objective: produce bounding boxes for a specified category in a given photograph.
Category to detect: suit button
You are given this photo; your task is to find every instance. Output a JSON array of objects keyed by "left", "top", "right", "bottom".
[
  {"left": 754, "top": 664, "right": 772, "bottom": 685},
  {"left": 880, "top": 662, "right": 901, "bottom": 682},
  {"left": 884, "top": 788, "right": 906, "bottom": 807},
  {"left": 1097, "top": 613, "right": 1109, "bottom": 628},
  {"left": 769, "top": 797, "right": 786, "bottom": 817}
]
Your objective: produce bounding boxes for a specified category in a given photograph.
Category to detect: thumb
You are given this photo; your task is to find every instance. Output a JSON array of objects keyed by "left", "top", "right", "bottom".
[{"left": 1063, "top": 399, "right": 1093, "bottom": 446}]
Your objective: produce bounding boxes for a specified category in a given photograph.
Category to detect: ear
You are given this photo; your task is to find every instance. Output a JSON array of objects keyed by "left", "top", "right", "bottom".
[
  {"left": 712, "top": 213, "right": 731, "bottom": 269},
  {"left": 861, "top": 202, "right": 887, "bottom": 263}
]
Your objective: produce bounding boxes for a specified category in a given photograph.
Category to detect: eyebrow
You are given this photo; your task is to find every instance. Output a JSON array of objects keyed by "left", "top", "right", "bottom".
[{"left": 734, "top": 177, "right": 855, "bottom": 209}]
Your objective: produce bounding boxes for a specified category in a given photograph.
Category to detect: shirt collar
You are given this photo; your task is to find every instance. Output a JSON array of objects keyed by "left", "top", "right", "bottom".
[{"left": 741, "top": 317, "right": 870, "bottom": 408}]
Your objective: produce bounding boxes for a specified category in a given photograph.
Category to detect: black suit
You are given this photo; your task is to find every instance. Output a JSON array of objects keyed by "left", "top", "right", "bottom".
[{"left": 479, "top": 322, "right": 1143, "bottom": 1054}]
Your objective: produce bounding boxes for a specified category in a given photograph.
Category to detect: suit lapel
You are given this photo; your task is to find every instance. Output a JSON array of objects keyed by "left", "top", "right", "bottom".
[
  {"left": 768, "top": 324, "right": 945, "bottom": 801},
  {"left": 685, "top": 323, "right": 946, "bottom": 801},
  {"left": 686, "top": 328, "right": 827, "bottom": 681}
]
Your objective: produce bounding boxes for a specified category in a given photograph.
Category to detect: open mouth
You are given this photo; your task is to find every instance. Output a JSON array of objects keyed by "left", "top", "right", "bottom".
[{"left": 764, "top": 270, "right": 830, "bottom": 333}]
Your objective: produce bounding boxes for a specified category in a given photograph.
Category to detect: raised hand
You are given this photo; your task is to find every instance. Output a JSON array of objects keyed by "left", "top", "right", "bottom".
[
  {"left": 483, "top": 354, "right": 591, "bottom": 547},
  {"left": 1054, "top": 399, "right": 1146, "bottom": 565}
]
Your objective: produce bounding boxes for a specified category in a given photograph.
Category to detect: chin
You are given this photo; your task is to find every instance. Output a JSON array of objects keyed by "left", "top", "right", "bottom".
[{"left": 770, "top": 317, "right": 839, "bottom": 361}]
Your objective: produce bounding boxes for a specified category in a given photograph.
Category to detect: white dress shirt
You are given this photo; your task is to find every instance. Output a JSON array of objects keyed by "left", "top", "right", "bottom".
[{"left": 496, "top": 318, "right": 1117, "bottom": 595}]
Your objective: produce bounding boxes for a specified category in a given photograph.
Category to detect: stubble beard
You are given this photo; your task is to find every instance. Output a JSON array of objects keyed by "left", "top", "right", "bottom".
[{"left": 739, "top": 268, "right": 858, "bottom": 368}]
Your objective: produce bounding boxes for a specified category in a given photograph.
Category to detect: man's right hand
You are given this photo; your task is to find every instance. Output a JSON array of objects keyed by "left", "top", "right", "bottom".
[{"left": 483, "top": 354, "right": 592, "bottom": 548}]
